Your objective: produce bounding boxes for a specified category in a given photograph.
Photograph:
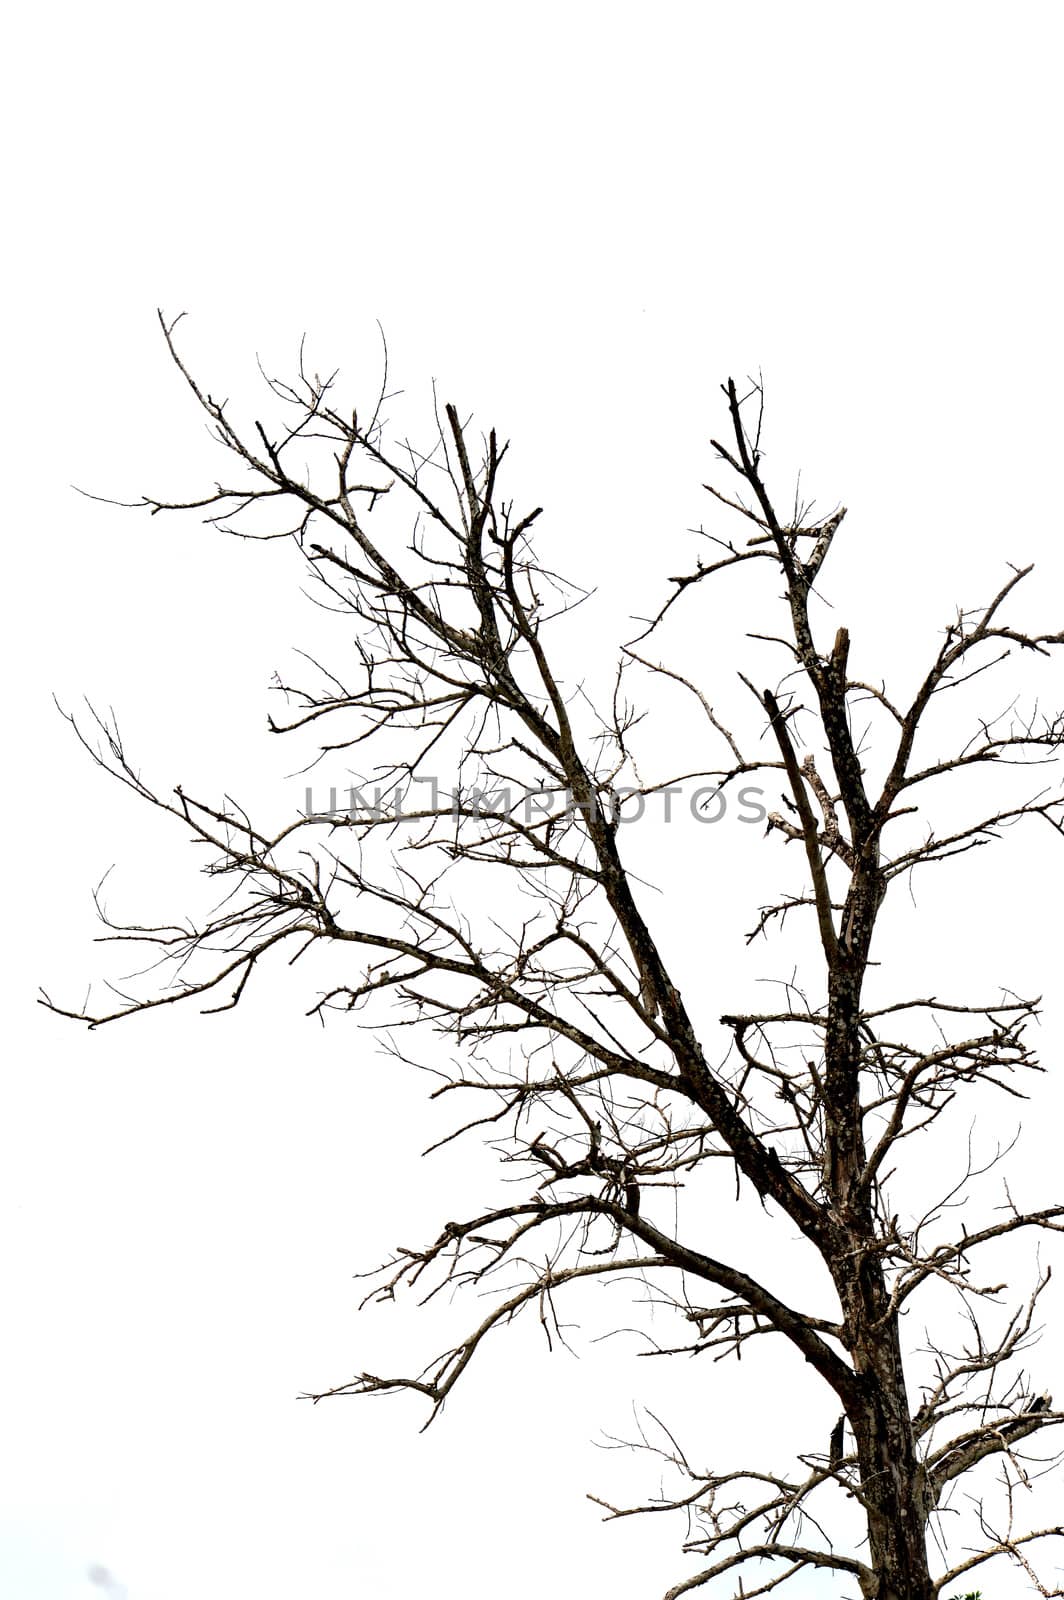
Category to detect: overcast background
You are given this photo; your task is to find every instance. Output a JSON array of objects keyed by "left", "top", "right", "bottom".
[{"left": 4, "top": 5, "right": 1063, "bottom": 1598}]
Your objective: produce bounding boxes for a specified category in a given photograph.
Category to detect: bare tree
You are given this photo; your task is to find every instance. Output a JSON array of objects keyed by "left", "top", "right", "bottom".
[{"left": 46, "top": 316, "right": 1064, "bottom": 1600}]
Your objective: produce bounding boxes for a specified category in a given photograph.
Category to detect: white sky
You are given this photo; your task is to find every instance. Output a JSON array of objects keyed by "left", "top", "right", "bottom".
[{"left": 4, "top": 4, "right": 1063, "bottom": 1598}]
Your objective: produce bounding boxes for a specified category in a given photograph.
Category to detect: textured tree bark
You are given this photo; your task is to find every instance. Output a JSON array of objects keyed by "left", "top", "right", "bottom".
[
  {"left": 823, "top": 888, "right": 935, "bottom": 1598},
  {"left": 842, "top": 1271, "right": 935, "bottom": 1600}
]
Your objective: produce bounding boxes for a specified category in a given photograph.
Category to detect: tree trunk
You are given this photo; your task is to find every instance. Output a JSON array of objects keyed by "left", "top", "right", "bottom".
[
  {"left": 840, "top": 1260, "right": 935, "bottom": 1600},
  {"left": 825, "top": 950, "right": 935, "bottom": 1600}
]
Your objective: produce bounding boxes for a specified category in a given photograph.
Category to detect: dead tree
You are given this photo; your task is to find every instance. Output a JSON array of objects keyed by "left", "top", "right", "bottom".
[{"left": 45, "top": 316, "right": 1064, "bottom": 1600}]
